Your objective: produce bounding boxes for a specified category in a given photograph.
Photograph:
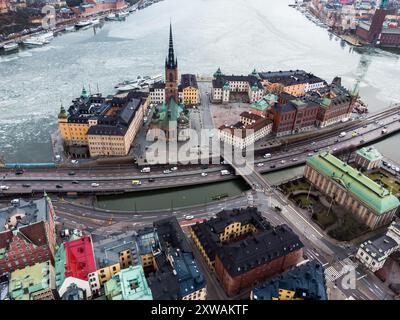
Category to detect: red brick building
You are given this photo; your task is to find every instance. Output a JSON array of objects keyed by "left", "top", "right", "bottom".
[
  {"left": 356, "top": 8, "right": 388, "bottom": 44},
  {"left": 65, "top": 235, "right": 96, "bottom": 281},
  {"left": 190, "top": 208, "right": 304, "bottom": 297},
  {"left": 0, "top": 197, "right": 56, "bottom": 274},
  {"left": 269, "top": 82, "right": 356, "bottom": 136}
]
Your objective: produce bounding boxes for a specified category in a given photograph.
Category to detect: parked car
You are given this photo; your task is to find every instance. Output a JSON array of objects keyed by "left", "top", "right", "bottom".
[
  {"left": 22, "top": 184, "right": 31, "bottom": 188},
  {"left": 170, "top": 167, "right": 178, "bottom": 171},
  {"left": 56, "top": 184, "right": 63, "bottom": 189},
  {"left": 148, "top": 178, "right": 156, "bottom": 182},
  {"left": 201, "top": 172, "right": 208, "bottom": 177},
  {"left": 163, "top": 169, "right": 172, "bottom": 174},
  {"left": 72, "top": 181, "right": 79, "bottom": 184},
  {"left": 91, "top": 183, "right": 100, "bottom": 187},
  {"left": 15, "top": 169, "right": 24, "bottom": 175},
  {"left": 257, "top": 163, "right": 264, "bottom": 167},
  {"left": 184, "top": 215, "right": 194, "bottom": 220},
  {"left": 68, "top": 171, "right": 75, "bottom": 176}
]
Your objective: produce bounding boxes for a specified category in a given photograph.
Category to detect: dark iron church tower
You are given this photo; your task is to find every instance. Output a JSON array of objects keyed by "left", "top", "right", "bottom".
[{"left": 165, "top": 23, "right": 179, "bottom": 103}]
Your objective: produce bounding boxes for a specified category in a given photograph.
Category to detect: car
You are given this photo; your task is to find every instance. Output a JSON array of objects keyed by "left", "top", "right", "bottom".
[
  {"left": 201, "top": 165, "right": 208, "bottom": 170},
  {"left": 15, "top": 170, "right": 24, "bottom": 175},
  {"left": 314, "top": 149, "right": 318, "bottom": 153},
  {"left": 292, "top": 158, "right": 297, "bottom": 162},
  {"left": 270, "top": 164, "right": 276, "bottom": 168},
  {"left": 396, "top": 167, "right": 400, "bottom": 173},
  {"left": 184, "top": 215, "right": 194, "bottom": 220},
  {"left": 72, "top": 181, "right": 79, "bottom": 184},
  {"left": 56, "top": 184, "right": 63, "bottom": 189},
  {"left": 132, "top": 180, "right": 142, "bottom": 185},
  {"left": 22, "top": 184, "right": 31, "bottom": 188},
  {"left": 91, "top": 183, "right": 100, "bottom": 187},
  {"left": 170, "top": 167, "right": 178, "bottom": 171},
  {"left": 163, "top": 169, "right": 172, "bottom": 174},
  {"left": 335, "top": 139, "right": 339, "bottom": 143},
  {"left": 307, "top": 153, "right": 313, "bottom": 157},
  {"left": 280, "top": 160, "right": 286, "bottom": 164},
  {"left": 201, "top": 172, "right": 208, "bottom": 177},
  {"left": 68, "top": 171, "right": 75, "bottom": 176},
  {"left": 148, "top": 178, "right": 156, "bottom": 182},
  {"left": 263, "top": 153, "right": 272, "bottom": 159},
  {"left": 71, "top": 160, "right": 79, "bottom": 164},
  {"left": 257, "top": 163, "right": 264, "bottom": 167},
  {"left": 332, "top": 148, "right": 337, "bottom": 152},
  {"left": 363, "top": 125, "right": 368, "bottom": 128},
  {"left": 383, "top": 161, "right": 388, "bottom": 166},
  {"left": 0, "top": 185, "right": 9, "bottom": 190},
  {"left": 311, "top": 142, "right": 316, "bottom": 145}
]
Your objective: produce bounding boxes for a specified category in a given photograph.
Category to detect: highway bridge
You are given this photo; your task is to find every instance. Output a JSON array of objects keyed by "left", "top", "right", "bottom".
[{"left": 1, "top": 105, "right": 400, "bottom": 196}]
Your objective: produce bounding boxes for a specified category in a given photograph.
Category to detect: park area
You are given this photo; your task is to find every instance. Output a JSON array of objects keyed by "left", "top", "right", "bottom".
[
  {"left": 367, "top": 170, "right": 400, "bottom": 195},
  {"left": 280, "top": 177, "right": 370, "bottom": 241}
]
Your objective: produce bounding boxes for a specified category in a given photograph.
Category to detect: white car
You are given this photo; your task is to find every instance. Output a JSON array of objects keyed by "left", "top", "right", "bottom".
[
  {"left": 163, "top": 169, "right": 172, "bottom": 174},
  {"left": 292, "top": 158, "right": 298, "bottom": 162},
  {"left": 201, "top": 172, "right": 208, "bottom": 177},
  {"left": 170, "top": 167, "right": 178, "bottom": 171},
  {"left": 281, "top": 160, "right": 286, "bottom": 164},
  {"left": 257, "top": 163, "right": 264, "bottom": 167},
  {"left": 71, "top": 160, "right": 79, "bottom": 164},
  {"left": 396, "top": 167, "right": 400, "bottom": 173},
  {"left": 307, "top": 153, "right": 313, "bottom": 157},
  {"left": 184, "top": 215, "right": 194, "bottom": 220},
  {"left": 0, "top": 185, "right": 10, "bottom": 190},
  {"left": 91, "top": 183, "right": 100, "bottom": 187}
]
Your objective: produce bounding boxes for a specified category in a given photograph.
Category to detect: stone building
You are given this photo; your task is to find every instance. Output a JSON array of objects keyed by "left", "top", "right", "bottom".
[
  {"left": 304, "top": 152, "right": 400, "bottom": 230},
  {"left": 355, "top": 147, "right": 383, "bottom": 171}
]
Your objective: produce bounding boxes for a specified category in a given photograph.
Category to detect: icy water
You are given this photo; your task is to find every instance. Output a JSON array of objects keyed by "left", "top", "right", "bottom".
[{"left": 1, "top": 0, "right": 400, "bottom": 210}]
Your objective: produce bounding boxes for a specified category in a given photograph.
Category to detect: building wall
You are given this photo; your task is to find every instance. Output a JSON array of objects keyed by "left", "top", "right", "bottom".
[
  {"left": 182, "top": 87, "right": 200, "bottom": 105},
  {"left": 181, "top": 287, "right": 207, "bottom": 300},
  {"left": 97, "top": 263, "right": 121, "bottom": 285},
  {"left": 354, "top": 154, "right": 381, "bottom": 171},
  {"left": 214, "top": 248, "right": 303, "bottom": 297},
  {"left": 88, "top": 271, "right": 101, "bottom": 296},
  {"left": 189, "top": 228, "right": 215, "bottom": 271},
  {"left": 150, "top": 89, "right": 165, "bottom": 104},
  {"left": 58, "top": 119, "right": 89, "bottom": 146}
]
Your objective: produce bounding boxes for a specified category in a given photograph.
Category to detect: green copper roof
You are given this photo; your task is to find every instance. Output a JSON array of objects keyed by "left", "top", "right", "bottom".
[
  {"left": 213, "top": 67, "right": 223, "bottom": 78},
  {"left": 223, "top": 81, "right": 230, "bottom": 90},
  {"left": 55, "top": 243, "right": 66, "bottom": 290},
  {"left": 104, "top": 265, "right": 153, "bottom": 300},
  {"left": 81, "top": 86, "right": 88, "bottom": 98},
  {"left": 307, "top": 152, "right": 400, "bottom": 214},
  {"left": 263, "top": 93, "right": 278, "bottom": 102},
  {"left": 10, "top": 261, "right": 52, "bottom": 300},
  {"left": 291, "top": 99, "right": 306, "bottom": 107},
  {"left": 151, "top": 97, "right": 187, "bottom": 131},
  {"left": 356, "top": 147, "right": 383, "bottom": 162},
  {"left": 321, "top": 97, "right": 331, "bottom": 107},
  {"left": 251, "top": 99, "right": 270, "bottom": 111}
]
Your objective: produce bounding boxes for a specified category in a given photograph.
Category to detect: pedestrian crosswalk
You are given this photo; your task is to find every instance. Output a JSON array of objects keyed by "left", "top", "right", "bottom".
[
  {"left": 324, "top": 266, "right": 343, "bottom": 282},
  {"left": 324, "top": 257, "right": 359, "bottom": 282}
]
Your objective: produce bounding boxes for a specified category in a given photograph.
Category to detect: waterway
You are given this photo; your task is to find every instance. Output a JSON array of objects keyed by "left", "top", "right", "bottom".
[{"left": 1, "top": 0, "right": 400, "bottom": 210}]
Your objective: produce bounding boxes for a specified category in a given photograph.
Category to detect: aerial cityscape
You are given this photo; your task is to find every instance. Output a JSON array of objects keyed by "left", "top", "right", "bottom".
[{"left": 1, "top": 0, "right": 400, "bottom": 306}]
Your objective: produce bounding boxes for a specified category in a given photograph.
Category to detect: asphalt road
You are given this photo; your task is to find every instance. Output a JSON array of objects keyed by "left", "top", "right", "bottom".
[{"left": 1, "top": 106, "right": 400, "bottom": 195}]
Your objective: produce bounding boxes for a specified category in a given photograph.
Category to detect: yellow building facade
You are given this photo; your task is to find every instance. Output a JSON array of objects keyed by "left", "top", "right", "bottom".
[{"left": 182, "top": 86, "right": 200, "bottom": 105}]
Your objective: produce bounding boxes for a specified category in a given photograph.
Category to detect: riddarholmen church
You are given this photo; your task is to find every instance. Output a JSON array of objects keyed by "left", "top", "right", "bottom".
[{"left": 149, "top": 24, "right": 191, "bottom": 142}]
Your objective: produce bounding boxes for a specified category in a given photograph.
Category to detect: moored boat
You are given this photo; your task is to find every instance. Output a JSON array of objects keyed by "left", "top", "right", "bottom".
[{"left": 3, "top": 42, "right": 19, "bottom": 52}]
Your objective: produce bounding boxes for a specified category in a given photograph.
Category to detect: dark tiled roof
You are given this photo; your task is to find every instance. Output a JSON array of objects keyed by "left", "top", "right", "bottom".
[
  {"left": 181, "top": 74, "right": 198, "bottom": 89},
  {"left": 219, "top": 224, "right": 303, "bottom": 277},
  {"left": 252, "top": 260, "right": 328, "bottom": 300},
  {"left": 259, "top": 70, "right": 325, "bottom": 86}
]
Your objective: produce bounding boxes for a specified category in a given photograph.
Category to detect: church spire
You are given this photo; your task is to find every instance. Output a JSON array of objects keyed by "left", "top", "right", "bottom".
[{"left": 166, "top": 22, "right": 177, "bottom": 69}]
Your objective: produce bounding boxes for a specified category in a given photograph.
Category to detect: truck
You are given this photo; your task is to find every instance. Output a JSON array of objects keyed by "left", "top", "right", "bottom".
[
  {"left": 140, "top": 167, "right": 151, "bottom": 173},
  {"left": 339, "top": 132, "right": 346, "bottom": 138},
  {"left": 220, "top": 170, "right": 230, "bottom": 176}
]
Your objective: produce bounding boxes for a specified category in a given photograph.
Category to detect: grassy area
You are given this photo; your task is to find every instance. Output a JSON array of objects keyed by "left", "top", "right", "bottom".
[
  {"left": 292, "top": 195, "right": 314, "bottom": 208},
  {"left": 312, "top": 210, "right": 337, "bottom": 230},
  {"left": 280, "top": 179, "right": 312, "bottom": 195},
  {"left": 328, "top": 213, "right": 369, "bottom": 241},
  {"left": 367, "top": 171, "right": 400, "bottom": 194}
]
